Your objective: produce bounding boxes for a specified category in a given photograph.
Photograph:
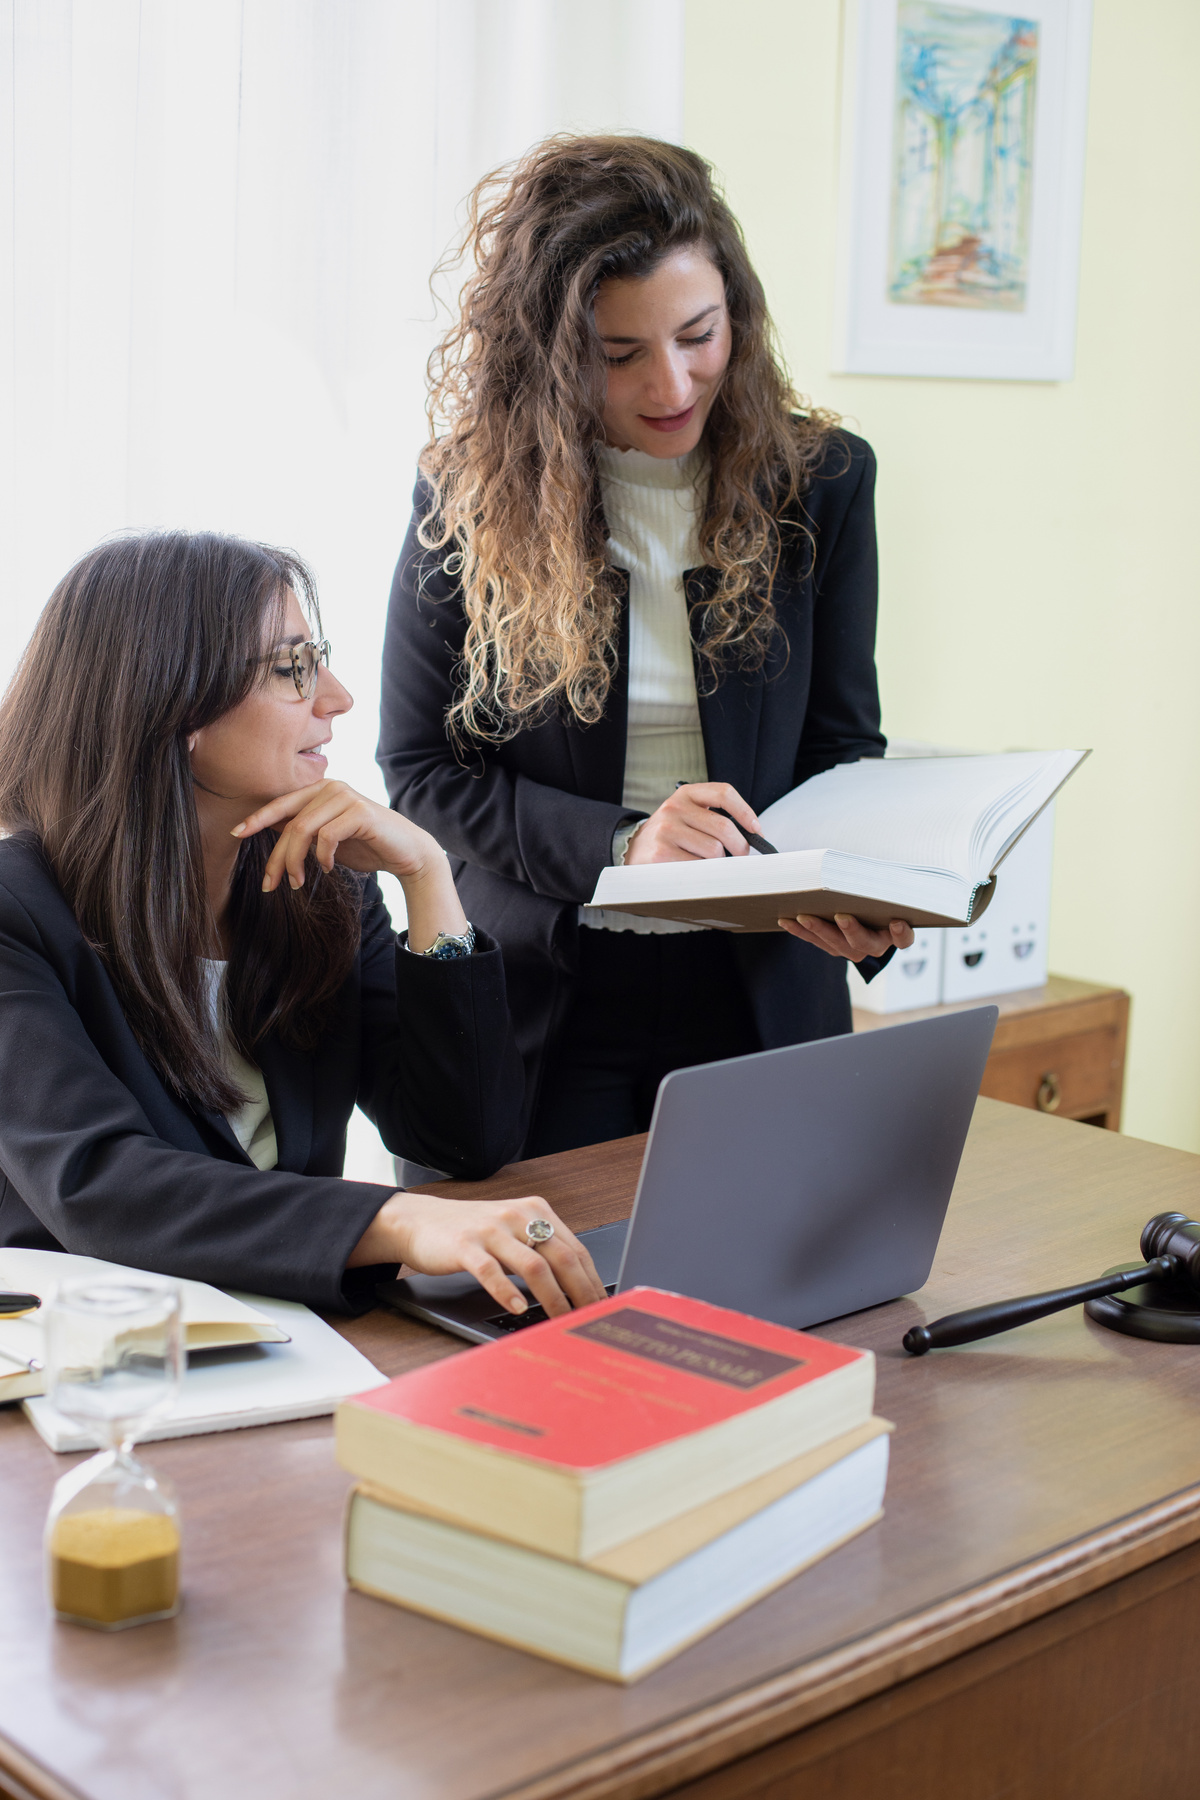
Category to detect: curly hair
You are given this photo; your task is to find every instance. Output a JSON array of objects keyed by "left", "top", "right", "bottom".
[{"left": 420, "top": 133, "right": 841, "bottom": 743}]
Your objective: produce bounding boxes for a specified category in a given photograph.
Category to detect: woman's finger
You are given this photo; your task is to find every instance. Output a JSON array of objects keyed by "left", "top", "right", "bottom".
[
  {"left": 833, "top": 913, "right": 894, "bottom": 959},
  {"left": 487, "top": 1235, "right": 574, "bottom": 1317},
  {"left": 262, "top": 826, "right": 310, "bottom": 892},
  {"left": 264, "top": 819, "right": 320, "bottom": 891},
  {"left": 460, "top": 1247, "right": 529, "bottom": 1315},
  {"left": 676, "top": 782, "right": 761, "bottom": 835},
  {"left": 254, "top": 806, "right": 346, "bottom": 890},
  {"left": 263, "top": 796, "right": 364, "bottom": 890},
  {"left": 245, "top": 784, "right": 374, "bottom": 875},
  {"left": 538, "top": 1235, "right": 608, "bottom": 1307},
  {"left": 779, "top": 913, "right": 894, "bottom": 961},
  {"left": 778, "top": 917, "right": 826, "bottom": 949},
  {"left": 287, "top": 821, "right": 322, "bottom": 887},
  {"left": 674, "top": 799, "right": 748, "bottom": 857},
  {"left": 314, "top": 818, "right": 349, "bottom": 874},
  {"left": 672, "top": 824, "right": 731, "bottom": 861},
  {"left": 658, "top": 822, "right": 738, "bottom": 862},
  {"left": 233, "top": 782, "right": 338, "bottom": 840},
  {"left": 783, "top": 914, "right": 855, "bottom": 957},
  {"left": 486, "top": 1202, "right": 599, "bottom": 1315},
  {"left": 495, "top": 1199, "right": 607, "bottom": 1306}
]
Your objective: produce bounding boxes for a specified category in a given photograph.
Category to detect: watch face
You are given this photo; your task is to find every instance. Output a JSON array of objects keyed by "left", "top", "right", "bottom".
[{"left": 422, "top": 925, "right": 475, "bottom": 959}]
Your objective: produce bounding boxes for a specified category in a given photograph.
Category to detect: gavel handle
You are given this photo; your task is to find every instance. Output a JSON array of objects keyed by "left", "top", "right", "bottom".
[{"left": 902, "top": 1256, "right": 1177, "bottom": 1355}]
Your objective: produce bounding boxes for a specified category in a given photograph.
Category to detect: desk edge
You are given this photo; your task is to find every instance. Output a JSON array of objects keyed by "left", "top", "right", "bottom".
[
  {"left": 0, "top": 1734, "right": 87, "bottom": 1800},
  {"left": 493, "top": 1484, "right": 1200, "bottom": 1800}
]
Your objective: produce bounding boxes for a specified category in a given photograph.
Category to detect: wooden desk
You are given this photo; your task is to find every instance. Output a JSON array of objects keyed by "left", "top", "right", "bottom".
[
  {"left": 855, "top": 974, "right": 1131, "bottom": 1128},
  {"left": 4, "top": 1101, "right": 1200, "bottom": 1800}
]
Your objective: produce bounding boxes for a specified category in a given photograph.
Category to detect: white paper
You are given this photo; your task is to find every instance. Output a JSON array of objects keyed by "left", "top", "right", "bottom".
[{"left": 22, "top": 1292, "right": 388, "bottom": 1451}]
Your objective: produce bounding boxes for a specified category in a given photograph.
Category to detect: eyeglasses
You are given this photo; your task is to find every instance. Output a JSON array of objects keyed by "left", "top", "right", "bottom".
[{"left": 270, "top": 639, "right": 332, "bottom": 701}]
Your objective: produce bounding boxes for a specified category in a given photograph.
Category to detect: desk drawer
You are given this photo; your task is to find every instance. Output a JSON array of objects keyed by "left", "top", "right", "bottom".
[{"left": 980, "top": 1029, "right": 1122, "bottom": 1124}]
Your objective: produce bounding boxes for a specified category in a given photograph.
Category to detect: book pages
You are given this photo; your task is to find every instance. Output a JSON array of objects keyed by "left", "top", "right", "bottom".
[{"left": 758, "top": 750, "right": 1086, "bottom": 883}]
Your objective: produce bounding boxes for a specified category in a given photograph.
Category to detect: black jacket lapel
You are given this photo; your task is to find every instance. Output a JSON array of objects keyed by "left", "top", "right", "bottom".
[
  {"left": 686, "top": 568, "right": 765, "bottom": 800},
  {"left": 257, "top": 1035, "right": 314, "bottom": 1173},
  {"left": 192, "top": 1105, "right": 254, "bottom": 1163}
]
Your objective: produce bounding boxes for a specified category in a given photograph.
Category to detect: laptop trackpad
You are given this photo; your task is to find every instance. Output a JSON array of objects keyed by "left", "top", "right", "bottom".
[{"left": 567, "top": 1220, "right": 628, "bottom": 1286}]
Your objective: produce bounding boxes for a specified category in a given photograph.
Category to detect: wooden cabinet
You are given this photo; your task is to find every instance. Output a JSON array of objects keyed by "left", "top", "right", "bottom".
[{"left": 853, "top": 975, "right": 1130, "bottom": 1129}]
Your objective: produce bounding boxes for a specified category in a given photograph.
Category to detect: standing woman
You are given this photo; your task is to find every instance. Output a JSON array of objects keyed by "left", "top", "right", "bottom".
[{"left": 380, "top": 135, "right": 912, "bottom": 1157}]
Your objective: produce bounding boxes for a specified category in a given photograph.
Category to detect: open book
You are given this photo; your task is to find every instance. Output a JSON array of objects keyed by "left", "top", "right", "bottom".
[
  {"left": 588, "top": 750, "right": 1088, "bottom": 932},
  {"left": 2, "top": 1246, "right": 389, "bottom": 1445},
  {"left": 0, "top": 1246, "right": 290, "bottom": 1403}
]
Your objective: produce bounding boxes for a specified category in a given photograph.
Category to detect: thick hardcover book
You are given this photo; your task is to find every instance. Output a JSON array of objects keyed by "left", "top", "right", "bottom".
[
  {"left": 345, "top": 1420, "right": 891, "bottom": 1681},
  {"left": 587, "top": 749, "right": 1088, "bottom": 931},
  {"left": 335, "top": 1287, "right": 875, "bottom": 1560}
]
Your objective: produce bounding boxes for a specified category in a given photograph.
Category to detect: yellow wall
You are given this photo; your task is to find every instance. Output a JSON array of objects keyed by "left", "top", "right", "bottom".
[{"left": 684, "top": 0, "right": 1200, "bottom": 1151}]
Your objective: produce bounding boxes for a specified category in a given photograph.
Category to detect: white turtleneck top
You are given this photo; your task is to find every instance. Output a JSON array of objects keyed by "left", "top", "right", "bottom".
[
  {"left": 579, "top": 444, "right": 710, "bottom": 935},
  {"left": 200, "top": 960, "right": 278, "bottom": 1170}
]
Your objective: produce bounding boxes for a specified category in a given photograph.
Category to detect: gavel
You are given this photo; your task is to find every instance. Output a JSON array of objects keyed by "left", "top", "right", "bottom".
[{"left": 903, "top": 1212, "right": 1200, "bottom": 1354}]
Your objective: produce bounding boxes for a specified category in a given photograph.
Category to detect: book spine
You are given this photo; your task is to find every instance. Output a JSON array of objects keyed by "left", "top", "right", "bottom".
[{"left": 335, "top": 1406, "right": 586, "bottom": 1560}]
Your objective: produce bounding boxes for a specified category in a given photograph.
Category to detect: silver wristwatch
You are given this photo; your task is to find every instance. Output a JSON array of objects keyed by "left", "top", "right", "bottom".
[{"left": 413, "top": 923, "right": 477, "bottom": 960}]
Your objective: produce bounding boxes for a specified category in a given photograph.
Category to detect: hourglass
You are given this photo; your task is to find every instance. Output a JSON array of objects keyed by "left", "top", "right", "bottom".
[{"left": 43, "top": 1278, "right": 184, "bottom": 1629}]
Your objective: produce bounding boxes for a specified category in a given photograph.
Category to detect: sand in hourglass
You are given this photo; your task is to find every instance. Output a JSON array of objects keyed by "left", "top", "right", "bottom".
[{"left": 50, "top": 1508, "right": 180, "bottom": 1627}]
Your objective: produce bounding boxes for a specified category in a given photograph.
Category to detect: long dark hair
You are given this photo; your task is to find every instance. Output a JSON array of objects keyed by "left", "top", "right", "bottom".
[
  {"left": 0, "top": 532, "right": 361, "bottom": 1112},
  {"left": 422, "top": 133, "right": 841, "bottom": 741}
]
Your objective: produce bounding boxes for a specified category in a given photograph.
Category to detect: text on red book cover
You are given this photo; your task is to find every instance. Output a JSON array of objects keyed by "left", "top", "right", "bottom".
[{"left": 566, "top": 1307, "right": 807, "bottom": 1388}]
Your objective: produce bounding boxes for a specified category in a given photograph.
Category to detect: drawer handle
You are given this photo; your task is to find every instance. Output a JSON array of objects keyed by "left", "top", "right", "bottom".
[{"left": 1037, "top": 1071, "right": 1062, "bottom": 1113}]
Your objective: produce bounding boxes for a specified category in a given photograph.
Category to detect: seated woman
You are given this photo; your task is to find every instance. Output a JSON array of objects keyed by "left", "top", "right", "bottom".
[{"left": 0, "top": 532, "right": 604, "bottom": 1317}]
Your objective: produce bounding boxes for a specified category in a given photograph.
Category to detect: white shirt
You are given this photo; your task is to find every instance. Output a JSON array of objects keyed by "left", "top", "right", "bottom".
[
  {"left": 579, "top": 444, "right": 710, "bottom": 935},
  {"left": 200, "top": 961, "right": 279, "bottom": 1171}
]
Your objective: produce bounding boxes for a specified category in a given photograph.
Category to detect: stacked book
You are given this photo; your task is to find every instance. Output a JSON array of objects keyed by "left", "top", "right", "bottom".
[{"left": 336, "top": 1287, "right": 890, "bottom": 1682}]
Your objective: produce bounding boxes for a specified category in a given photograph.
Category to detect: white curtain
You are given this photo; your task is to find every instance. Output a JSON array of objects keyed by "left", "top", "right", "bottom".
[{"left": 0, "top": 0, "right": 684, "bottom": 1179}]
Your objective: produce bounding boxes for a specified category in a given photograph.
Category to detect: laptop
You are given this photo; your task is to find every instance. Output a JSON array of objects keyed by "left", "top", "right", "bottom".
[{"left": 376, "top": 1005, "right": 999, "bottom": 1344}]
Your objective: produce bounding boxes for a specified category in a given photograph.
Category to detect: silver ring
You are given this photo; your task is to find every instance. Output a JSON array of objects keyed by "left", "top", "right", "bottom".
[{"left": 525, "top": 1218, "right": 555, "bottom": 1247}]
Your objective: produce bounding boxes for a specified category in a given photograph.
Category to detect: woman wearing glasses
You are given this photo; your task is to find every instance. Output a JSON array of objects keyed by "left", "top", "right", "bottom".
[
  {"left": 380, "top": 135, "right": 912, "bottom": 1157},
  {"left": 0, "top": 532, "right": 604, "bottom": 1317}
]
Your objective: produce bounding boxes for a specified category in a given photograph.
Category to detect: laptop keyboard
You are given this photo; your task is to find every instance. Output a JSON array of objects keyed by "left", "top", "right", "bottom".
[{"left": 487, "top": 1284, "right": 616, "bottom": 1332}]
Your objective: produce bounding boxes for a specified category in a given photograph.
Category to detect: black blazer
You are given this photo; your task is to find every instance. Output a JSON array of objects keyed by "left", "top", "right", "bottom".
[
  {"left": 0, "top": 836, "right": 524, "bottom": 1311},
  {"left": 379, "top": 429, "right": 889, "bottom": 1139}
]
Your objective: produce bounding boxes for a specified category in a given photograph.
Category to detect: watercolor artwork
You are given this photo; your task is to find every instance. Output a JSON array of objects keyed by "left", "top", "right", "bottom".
[{"left": 888, "top": 2, "right": 1038, "bottom": 311}]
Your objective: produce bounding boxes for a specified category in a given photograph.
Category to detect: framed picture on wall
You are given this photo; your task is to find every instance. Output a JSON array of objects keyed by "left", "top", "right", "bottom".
[{"left": 834, "top": 0, "right": 1092, "bottom": 380}]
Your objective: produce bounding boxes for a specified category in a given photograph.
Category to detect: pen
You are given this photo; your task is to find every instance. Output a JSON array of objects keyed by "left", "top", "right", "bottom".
[
  {"left": 0, "top": 1292, "right": 41, "bottom": 1315},
  {"left": 675, "top": 782, "right": 779, "bottom": 855}
]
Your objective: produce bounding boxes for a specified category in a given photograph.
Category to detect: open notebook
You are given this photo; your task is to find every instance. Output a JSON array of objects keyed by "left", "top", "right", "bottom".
[
  {"left": 1, "top": 1247, "right": 386, "bottom": 1444},
  {"left": 589, "top": 749, "right": 1088, "bottom": 931}
]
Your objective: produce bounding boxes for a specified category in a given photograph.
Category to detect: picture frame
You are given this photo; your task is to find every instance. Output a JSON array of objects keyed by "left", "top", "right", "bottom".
[{"left": 834, "top": 0, "right": 1093, "bottom": 381}]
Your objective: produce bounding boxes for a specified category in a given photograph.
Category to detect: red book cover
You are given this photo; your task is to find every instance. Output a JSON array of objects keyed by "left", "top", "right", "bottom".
[{"left": 347, "top": 1286, "right": 869, "bottom": 1470}]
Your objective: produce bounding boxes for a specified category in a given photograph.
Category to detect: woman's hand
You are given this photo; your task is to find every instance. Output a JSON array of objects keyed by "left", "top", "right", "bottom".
[
  {"left": 233, "top": 780, "right": 441, "bottom": 887},
  {"left": 232, "top": 781, "right": 469, "bottom": 952},
  {"left": 779, "top": 913, "right": 915, "bottom": 962},
  {"left": 347, "top": 1191, "right": 608, "bottom": 1318},
  {"left": 624, "top": 781, "right": 762, "bottom": 863}
]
